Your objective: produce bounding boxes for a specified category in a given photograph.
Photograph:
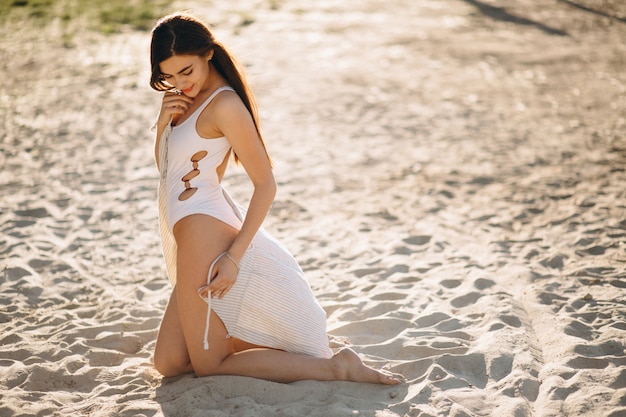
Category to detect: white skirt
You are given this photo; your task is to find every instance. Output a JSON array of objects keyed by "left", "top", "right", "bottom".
[{"left": 210, "top": 215, "right": 333, "bottom": 358}]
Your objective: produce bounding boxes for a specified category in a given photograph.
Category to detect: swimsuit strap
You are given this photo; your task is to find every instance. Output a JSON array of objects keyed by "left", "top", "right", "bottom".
[{"left": 192, "top": 86, "right": 236, "bottom": 123}]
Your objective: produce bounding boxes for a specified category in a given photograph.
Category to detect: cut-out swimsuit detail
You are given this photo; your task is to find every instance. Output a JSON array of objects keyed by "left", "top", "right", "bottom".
[
  {"left": 165, "top": 86, "right": 242, "bottom": 233},
  {"left": 178, "top": 150, "right": 208, "bottom": 201}
]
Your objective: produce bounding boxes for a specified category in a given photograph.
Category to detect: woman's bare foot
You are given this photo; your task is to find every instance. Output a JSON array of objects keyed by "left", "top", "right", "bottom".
[{"left": 331, "top": 348, "right": 403, "bottom": 385}]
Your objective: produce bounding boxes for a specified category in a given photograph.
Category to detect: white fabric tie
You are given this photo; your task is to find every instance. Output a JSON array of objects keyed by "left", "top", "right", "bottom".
[
  {"left": 199, "top": 252, "right": 229, "bottom": 350},
  {"left": 203, "top": 291, "right": 211, "bottom": 351},
  {"left": 157, "top": 120, "right": 179, "bottom": 285}
]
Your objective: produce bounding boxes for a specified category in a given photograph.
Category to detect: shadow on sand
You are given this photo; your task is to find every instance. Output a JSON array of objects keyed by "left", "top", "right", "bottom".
[
  {"left": 557, "top": 0, "right": 626, "bottom": 23},
  {"left": 461, "top": 0, "right": 569, "bottom": 36}
]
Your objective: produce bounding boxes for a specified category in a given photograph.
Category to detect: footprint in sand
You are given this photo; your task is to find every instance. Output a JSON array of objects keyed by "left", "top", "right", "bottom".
[
  {"left": 500, "top": 314, "right": 522, "bottom": 328},
  {"left": 435, "top": 352, "right": 488, "bottom": 388},
  {"left": 86, "top": 332, "right": 144, "bottom": 355},
  {"left": 87, "top": 350, "right": 126, "bottom": 367},
  {"left": 2, "top": 267, "right": 32, "bottom": 282},
  {"left": 351, "top": 267, "right": 384, "bottom": 278},
  {"left": 487, "top": 353, "right": 514, "bottom": 381},
  {"left": 27, "top": 258, "right": 53, "bottom": 271},
  {"left": 468, "top": 176, "right": 494, "bottom": 186},
  {"left": 15, "top": 207, "right": 50, "bottom": 218},
  {"left": 566, "top": 356, "right": 610, "bottom": 369},
  {"left": 416, "top": 312, "right": 451, "bottom": 328},
  {"left": 573, "top": 340, "right": 625, "bottom": 357},
  {"left": 440, "top": 279, "right": 462, "bottom": 289},
  {"left": 539, "top": 254, "right": 567, "bottom": 269},
  {"left": 402, "top": 235, "right": 432, "bottom": 246},
  {"left": 450, "top": 292, "right": 483, "bottom": 308},
  {"left": 576, "top": 245, "right": 608, "bottom": 256},
  {"left": 395, "top": 235, "right": 432, "bottom": 255},
  {"left": 474, "top": 278, "right": 495, "bottom": 290},
  {"left": 564, "top": 319, "right": 595, "bottom": 341}
]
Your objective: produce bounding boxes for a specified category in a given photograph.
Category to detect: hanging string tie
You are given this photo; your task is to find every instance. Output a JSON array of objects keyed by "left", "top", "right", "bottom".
[{"left": 197, "top": 252, "right": 231, "bottom": 350}]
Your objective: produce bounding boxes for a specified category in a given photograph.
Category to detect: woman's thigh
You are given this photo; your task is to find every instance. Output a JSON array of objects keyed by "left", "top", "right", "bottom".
[{"left": 172, "top": 214, "right": 239, "bottom": 375}]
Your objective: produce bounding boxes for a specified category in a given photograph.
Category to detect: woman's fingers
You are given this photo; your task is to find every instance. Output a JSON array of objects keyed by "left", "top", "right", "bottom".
[
  {"left": 206, "top": 259, "right": 238, "bottom": 299},
  {"left": 156, "top": 92, "right": 194, "bottom": 126},
  {"left": 211, "top": 277, "right": 233, "bottom": 299},
  {"left": 197, "top": 280, "right": 230, "bottom": 299},
  {"left": 197, "top": 284, "right": 210, "bottom": 299},
  {"left": 164, "top": 91, "right": 194, "bottom": 103},
  {"left": 163, "top": 94, "right": 193, "bottom": 112}
]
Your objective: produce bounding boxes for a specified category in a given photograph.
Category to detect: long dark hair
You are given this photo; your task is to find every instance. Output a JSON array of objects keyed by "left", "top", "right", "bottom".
[{"left": 150, "top": 12, "right": 270, "bottom": 164}]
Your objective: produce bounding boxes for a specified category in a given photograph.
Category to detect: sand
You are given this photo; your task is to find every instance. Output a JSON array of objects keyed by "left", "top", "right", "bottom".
[{"left": 1, "top": 0, "right": 625, "bottom": 416}]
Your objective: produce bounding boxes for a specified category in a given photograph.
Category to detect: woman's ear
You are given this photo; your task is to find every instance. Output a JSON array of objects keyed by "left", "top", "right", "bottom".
[{"left": 207, "top": 49, "right": 215, "bottom": 61}]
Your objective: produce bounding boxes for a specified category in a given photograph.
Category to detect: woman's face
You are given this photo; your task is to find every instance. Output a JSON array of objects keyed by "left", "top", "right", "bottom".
[{"left": 159, "top": 53, "right": 212, "bottom": 97}]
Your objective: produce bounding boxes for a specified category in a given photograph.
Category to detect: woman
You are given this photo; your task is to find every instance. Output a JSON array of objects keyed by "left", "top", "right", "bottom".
[{"left": 150, "top": 12, "right": 400, "bottom": 384}]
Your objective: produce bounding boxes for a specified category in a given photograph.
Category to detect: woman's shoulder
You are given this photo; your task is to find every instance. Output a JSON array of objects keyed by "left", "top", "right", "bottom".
[
  {"left": 198, "top": 85, "right": 235, "bottom": 109},
  {"left": 203, "top": 88, "right": 250, "bottom": 122},
  {"left": 197, "top": 87, "right": 249, "bottom": 136}
]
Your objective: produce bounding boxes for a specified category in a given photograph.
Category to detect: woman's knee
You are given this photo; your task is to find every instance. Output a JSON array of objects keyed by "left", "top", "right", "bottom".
[
  {"left": 153, "top": 348, "right": 192, "bottom": 377},
  {"left": 190, "top": 356, "right": 227, "bottom": 378}
]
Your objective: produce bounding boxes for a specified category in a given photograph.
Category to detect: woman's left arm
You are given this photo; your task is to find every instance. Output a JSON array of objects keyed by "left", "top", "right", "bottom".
[{"left": 214, "top": 92, "right": 276, "bottom": 263}]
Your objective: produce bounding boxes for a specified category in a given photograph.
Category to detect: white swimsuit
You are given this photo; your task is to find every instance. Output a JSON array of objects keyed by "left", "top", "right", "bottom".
[
  {"left": 166, "top": 87, "right": 241, "bottom": 232},
  {"left": 156, "top": 87, "right": 333, "bottom": 358}
]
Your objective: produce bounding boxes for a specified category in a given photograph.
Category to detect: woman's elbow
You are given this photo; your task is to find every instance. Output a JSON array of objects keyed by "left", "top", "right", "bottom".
[
  {"left": 251, "top": 169, "right": 276, "bottom": 200},
  {"left": 269, "top": 177, "right": 278, "bottom": 200},
  {"left": 265, "top": 178, "right": 277, "bottom": 201}
]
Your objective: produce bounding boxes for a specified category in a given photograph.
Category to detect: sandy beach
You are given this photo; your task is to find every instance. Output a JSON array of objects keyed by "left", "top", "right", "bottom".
[{"left": 1, "top": 0, "right": 625, "bottom": 416}]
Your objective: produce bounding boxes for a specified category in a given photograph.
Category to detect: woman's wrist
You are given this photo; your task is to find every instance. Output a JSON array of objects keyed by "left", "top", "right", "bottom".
[
  {"left": 223, "top": 252, "right": 240, "bottom": 272},
  {"left": 226, "top": 247, "right": 244, "bottom": 264}
]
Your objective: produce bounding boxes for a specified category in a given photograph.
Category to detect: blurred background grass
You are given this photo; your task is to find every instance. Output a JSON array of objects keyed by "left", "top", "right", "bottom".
[{"left": 0, "top": 0, "right": 175, "bottom": 34}]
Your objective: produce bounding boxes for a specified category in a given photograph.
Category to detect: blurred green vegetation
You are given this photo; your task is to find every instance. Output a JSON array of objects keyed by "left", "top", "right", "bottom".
[{"left": 0, "top": 0, "right": 175, "bottom": 33}]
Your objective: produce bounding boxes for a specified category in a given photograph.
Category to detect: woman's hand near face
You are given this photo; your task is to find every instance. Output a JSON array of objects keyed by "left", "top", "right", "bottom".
[{"left": 157, "top": 91, "right": 194, "bottom": 128}]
